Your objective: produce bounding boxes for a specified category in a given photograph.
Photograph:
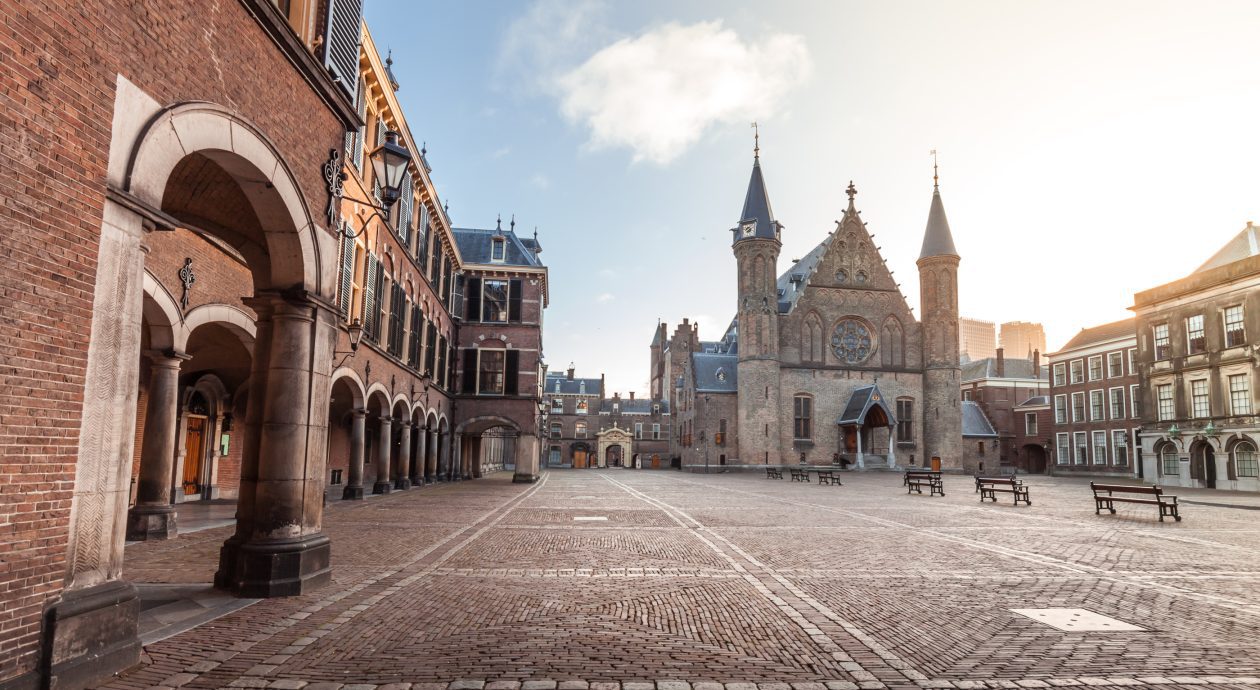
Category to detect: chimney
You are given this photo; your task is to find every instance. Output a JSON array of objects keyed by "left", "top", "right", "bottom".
[
  {"left": 629, "top": 391, "right": 635, "bottom": 401},
  {"left": 996, "top": 347, "right": 1005, "bottom": 378},
  {"left": 1033, "top": 348, "right": 1040, "bottom": 374},
  {"left": 566, "top": 363, "right": 574, "bottom": 380}
]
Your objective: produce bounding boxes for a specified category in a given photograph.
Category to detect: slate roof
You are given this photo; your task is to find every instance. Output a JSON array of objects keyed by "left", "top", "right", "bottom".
[
  {"left": 1016, "top": 395, "right": 1050, "bottom": 408},
  {"left": 734, "top": 157, "right": 781, "bottom": 242},
  {"left": 775, "top": 235, "right": 832, "bottom": 314},
  {"left": 960, "top": 358, "right": 1048, "bottom": 382},
  {"left": 599, "top": 398, "right": 670, "bottom": 415},
  {"left": 544, "top": 375, "right": 602, "bottom": 396},
  {"left": 452, "top": 224, "right": 542, "bottom": 267},
  {"left": 1056, "top": 318, "right": 1135, "bottom": 352},
  {"left": 1196, "top": 222, "right": 1260, "bottom": 273},
  {"left": 693, "top": 352, "right": 738, "bottom": 392},
  {"left": 919, "top": 186, "right": 958, "bottom": 259},
  {"left": 961, "top": 401, "right": 998, "bottom": 438},
  {"left": 835, "top": 384, "right": 897, "bottom": 426}
]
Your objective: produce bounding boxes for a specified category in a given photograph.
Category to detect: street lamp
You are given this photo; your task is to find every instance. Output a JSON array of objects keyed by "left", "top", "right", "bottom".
[
  {"left": 333, "top": 317, "right": 365, "bottom": 362},
  {"left": 340, "top": 130, "right": 414, "bottom": 239}
]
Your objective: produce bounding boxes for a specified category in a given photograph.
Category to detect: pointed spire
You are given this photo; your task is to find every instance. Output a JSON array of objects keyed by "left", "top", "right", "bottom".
[
  {"left": 496, "top": 214, "right": 502, "bottom": 231},
  {"left": 919, "top": 160, "right": 958, "bottom": 260},
  {"left": 510, "top": 214, "right": 516, "bottom": 233},
  {"left": 736, "top": 144, "right": 780, "bottom": 242},
  {"left": 751, "top": 121, "right": 760, "bottom": 161}
]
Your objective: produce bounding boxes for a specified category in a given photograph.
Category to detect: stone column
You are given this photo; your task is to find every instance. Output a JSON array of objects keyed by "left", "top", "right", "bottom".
[
  {"left": 409, "top": 423, "right": 425, "bottom": 486},
  {"left": 374, "top": 414, "right": 393, "bottom": 494},
  {"left": 126, "top": 351, "right": 190, "bottom": 540},
  {"left": 887, "top": 425, "right": 897, "bottom": 469},
  {"left": 425, "top": 427, "right": 438, "bottom": 482},
  {"left": 445, "top": 433, "right": 457, "bottom": 481},
  {"left": 856, "top": 427, "right": 865, "bottom": 469},
  {"left": 513, "top": 432, "right": 540, "bottom": 484},
  {"left": 395, "top": 421, "right": 412, "bottom": 490},
  {"left": 342, "top": 409, "right": 366, "bottom": 500}
]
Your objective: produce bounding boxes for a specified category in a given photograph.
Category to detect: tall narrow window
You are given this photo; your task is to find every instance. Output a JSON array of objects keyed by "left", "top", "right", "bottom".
[
  {"left": 549, "top": 422, "right": 562, "bottom": 439},
  {"left": 652, "top": 423, "right": 661, "bottom": 440},
  {"left": 1052, "top": 363, "right": 1066, "bottom": 386},
  {"left": 1186, "top": 315, "right": 1206, "bottom": 354},
  {"left": 1107, "top": 352, "right": 1123, "bottom": 378},
  {"left": 1235, "top": 441, "right": 1258, "bottom": 477},
  {"left": 491, "top": 237, "right": 506, "bottom": 262},
  {"left": 1088, "top": 356, "right": 1103, "bottom": 381},
  {"left": 1157, "top": 383, "right": 1174, "bottom": 421},
  {"left": 896, "top": 398, "right": 913, "bottom": 442},
  {"left": 1089, "top": 390, "right": 1104, "bottom": 421},
  {"left": 1109, "top": 387, "right": 1125, "bottom": 419},
  {"left": 482, "top": 280, "right": 508, "bottom": 323},
  {"left": 1025, "top": 413, "right": 1038, "bottom": 436},
  {"left": 1054, "top": 394, "right": 1067, "bottom": 424},
  {"left": 1161, "top": 446, "right": 1179, "bottom": 475},
  {"left": 1070, "top": 360, "right": 1084, "bottom": 384},
  {"left": 1056, "top": 432, "right": 1070, "bottom": 464},
  {"left": 1092, "top": 430, "right": 1107, "bottom": 465},
  {"left": 633, "top": 422, "right": 642, "bottom": 439},
  {"left": 1191, "top": 379, "right": 1210, "bottom": 418},
  {"left": 1154, "top": 324, "right": 1170, "bottom": 360},
  {"left": 1112, "top": 429, "right": 1129, "bottom": 466},
  {"left": 1074, "top": 432, "right": 1088, "bottom": 465},
  {"left": 576, "top": 421, "right": 587, "bottom": 439},
  {"left": 793, "top": 395, "right": 812, "bottom": 440},
  {"left": 1130, "top": 384, "right": 1140, "bottom": 418},
  {"left": 1071, "top": 392, "right": 1085, "bottom": 422},
  {"left": 1224, "top": 305, "right": 1245, "bottom": 347},
  {"left": 1229, "top": 373, "right": 1251, "bottom": 415}
]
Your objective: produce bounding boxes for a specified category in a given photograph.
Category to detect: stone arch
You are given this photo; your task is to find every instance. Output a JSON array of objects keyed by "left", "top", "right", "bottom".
[
  {"left": 365, "top": 384, "right": 392, "bottom": 414},
  {"left": 390, "top": 394, "right": 411, "bottom": 417},
  {"left": 142, "top": 270, "right": 180, "bottom": 351},
  {"left": 125, "top": 102, "right": 325, "bottom": 296},
  {"left": 177, "top": 303, "right": 256, "bottom": 352},
  {"left": 329, "top": 367, "right": 367, "bottom": 409}
]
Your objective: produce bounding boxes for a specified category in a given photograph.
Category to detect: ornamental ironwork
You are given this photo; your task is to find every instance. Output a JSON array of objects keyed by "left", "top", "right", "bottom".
[
  {"left": 831, "top": 319, "right": 873, "bottom": 364},
  {"left": 178, "top": 257, "right": 196, "bottom": 311},
  {"left": 323, "top": 148, "right": 346, "bottom": 227}
]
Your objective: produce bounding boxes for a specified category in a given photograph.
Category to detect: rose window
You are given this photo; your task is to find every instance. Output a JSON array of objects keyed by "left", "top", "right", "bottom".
[{"left": 831, "top": 320, "right": 873, "bottom": 364}]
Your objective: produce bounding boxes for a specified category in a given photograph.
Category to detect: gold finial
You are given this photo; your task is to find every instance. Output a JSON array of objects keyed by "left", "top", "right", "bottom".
[
  {"left": 751, "top": 121, "right": 760, "bottom": 160},
  {"left": 931, "top": 149, "right": 939, "bottom": 191}
]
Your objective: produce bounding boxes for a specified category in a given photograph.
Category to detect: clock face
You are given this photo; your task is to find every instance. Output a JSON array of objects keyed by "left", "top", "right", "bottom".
[{"left": 741, "top": 221, "right": 756, "bottom": 237}]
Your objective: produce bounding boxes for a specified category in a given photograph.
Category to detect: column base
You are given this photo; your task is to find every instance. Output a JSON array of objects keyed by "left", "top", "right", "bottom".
[
  {"left": 513, "top": 472, "right": 540, "bottom": 484},
  {"left": 394, "top": 477, "right": 411, "bottom": 490},
  {"left": 341, "top": 485, "right": 364, "bottom": 500},
  {"left": 409, "top": 476, "right": 424, "bottom": 487},
  {"left": 125, "top": 504, "right": 177, "bottom": 541},
  {"left": 223, "top": 534, "right": 332, "bottom": 598},
  {"left": 40, "top": 581, "right": 141, "bottom": 690},
  {"left": 372, "top": 481, "right": 392, "bottom": 494}
]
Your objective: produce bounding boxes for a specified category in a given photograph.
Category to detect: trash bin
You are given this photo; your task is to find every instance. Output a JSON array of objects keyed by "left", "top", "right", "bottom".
[{"left": 930, "top": 456, "right": 942, "bottom": 472}]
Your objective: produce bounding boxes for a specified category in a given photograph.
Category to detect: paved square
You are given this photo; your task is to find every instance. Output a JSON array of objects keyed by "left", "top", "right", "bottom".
[{"left": 100, "top": 470, "right": 1260, "bottom": 690}]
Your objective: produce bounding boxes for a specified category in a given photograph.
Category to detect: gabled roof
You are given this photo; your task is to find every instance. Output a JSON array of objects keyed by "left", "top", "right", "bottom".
[
  {"left": 961, "top": 401, "right": 998, "bottom": 438},
  {"left": 734, "top": 157, "right": 781, "bottom": 242},
  {"left": 836, "top": 384, "right": 897, "bottom": 427},
  {"left": 544, "top": 374, "right": 602, "bottom": 396},
  {"left": 1056, "top": 318, "right": 1135, "bottom": 352},
  {"left": 452, "top": 223, "right": 543, "bottom": 267},
  {"left": 1016, "top": 395, "right": 1050, "bottom": 408},
  {"left": 918, "top": 186, "right": 958, "bottom": 260},
  {"left": 1196, "top": 222, "right": 1260, "bottom": 273},
  {"left": 960, "top": 358, "right": 1048, "bottom": 382},
  {"left": 774, "top": 235, "right": 832, "bottom": 314},
  {"left": 692, "top": 352, "right": 738, "bottom": 392}
]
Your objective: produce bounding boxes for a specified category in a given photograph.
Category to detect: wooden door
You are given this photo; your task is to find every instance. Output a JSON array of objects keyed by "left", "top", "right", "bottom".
[
  {"left": 183, "top": 416, "right": 206, "bottom": 496},
  {"left": 574, "top": 450, "right": 587, "bottom": 469},
  {"left": 651, "top": 455, "right": 660, "bottom": 469}
]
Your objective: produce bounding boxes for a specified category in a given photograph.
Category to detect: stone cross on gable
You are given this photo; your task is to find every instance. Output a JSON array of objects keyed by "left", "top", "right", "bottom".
[{"left": 846, "top": 181, "right": 857, "bottom": 201}]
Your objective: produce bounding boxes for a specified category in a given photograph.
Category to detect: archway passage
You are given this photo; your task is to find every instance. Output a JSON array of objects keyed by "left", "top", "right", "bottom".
[
  {"left": 325, "top": 375, "right": 366, "bottom": 501},
  {"left": 1020, "top": 444, "right": 1048, "bottom": 474},
  {"left": 455, "top": 416, "right": 525, "bottom": 481},
  {"left": 1192, "top": 441, "right": 1217, "bottom": 489}
]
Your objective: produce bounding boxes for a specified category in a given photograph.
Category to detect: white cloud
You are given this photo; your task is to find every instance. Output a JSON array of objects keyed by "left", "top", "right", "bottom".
[
  {"left": 530, "top": 173, "right": 551, "bottom": 189},
  {"left": 595, "top": 292, "right": 615, "bottom": 303},
  {"left": 497, "top": 0, "right": 611, "bottom": 93},
  {"left": 556, "top": 21, "right": 811, "bottom": 165}
]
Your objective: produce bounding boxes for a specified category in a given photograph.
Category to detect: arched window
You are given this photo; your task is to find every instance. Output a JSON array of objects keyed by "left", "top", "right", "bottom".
[
  {"left": 1160, "top": 443, "right": 1179, "bottom": 476},
  {"left": 803, "top": 313, "right": 824, "bottom": 363},
  {"left": 881, "top": 317, "right": 904, "bottom": 368},
  {"left": 1233, "top": 440, "right": 1258, "bottom": 478},
  {"left": 549, "top": 422, "right": 562, "bottom": 439}
]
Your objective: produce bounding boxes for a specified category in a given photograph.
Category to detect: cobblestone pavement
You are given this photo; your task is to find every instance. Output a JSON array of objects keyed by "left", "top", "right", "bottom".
[{"left": 99, "top": 470, "right": 1260, "bottom": 690}]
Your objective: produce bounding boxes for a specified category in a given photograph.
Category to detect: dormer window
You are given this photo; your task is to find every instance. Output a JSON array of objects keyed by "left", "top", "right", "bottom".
[{"left": 491, "top": 236, "right": 506, "bottom": 263}]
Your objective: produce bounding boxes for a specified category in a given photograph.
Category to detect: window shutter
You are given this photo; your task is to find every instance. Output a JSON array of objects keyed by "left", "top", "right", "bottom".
[
  {"left": 338, "top": 226, "right": 355, "bottom": 319},
  {"left": 463, "top": 349, "right": 477, "bottom": 394},
  {"left": 465, "top": 277, "right": 482, "bottom": 321},
  {"left": 425, "top": 321, "right": 437, "bottom": 376},
  {"left": 349, "top": 80, "right": 366, "bottom": 171},
  {"left": 452, "top": 273, "right": 464, "bottom": 322},
  {"left": 323, "top": 0, "right": 363, "bottom": 99},
  {"left": 508, "top": 278, "right": 523, "bottom": 323},
  {"left": 429, "top": 240, "right": 441, "bottom": 284},
  {"left": 435, "top": 335, "right": 447, "bottom": 389},
  {"left": 505, "top": 350, "right": 520, "bottom": 396},
  {"left": 362, "top": 255, "right": 378, "bottom": 340},
  {"left": 441, "top": 258, "right": 451, "bottom": 302},
  {"left": 372, "top": 268, "right": 385, "bottom": 341},
  {"left": 408, "top": 304, "right": 421, "bottom": 367},
  {"left": 415, "top": 205, "right": 429, "bottom": 263},
  {"left": 398, "top": 177, "right": 412, "bottom": 246}
]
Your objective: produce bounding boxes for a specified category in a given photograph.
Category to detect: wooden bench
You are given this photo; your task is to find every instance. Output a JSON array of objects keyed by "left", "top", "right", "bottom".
[
  {"left": 816, "top": 470, "right": 842, "bottom": 486},
  {"left": 790, "top": 468, "right": 811, "bottom": 482},
  {"left": 904, "top": 470, "right": 943, "bottom": 496},
  {"left": 1091, "top": 482, "right": 1181, "bottom": 522},
  {"left": 766, "top": 467, "right": 783, "bottom": 480},
  {"left": 977, "top": 477, "right": 1030, "bottom": 506}
]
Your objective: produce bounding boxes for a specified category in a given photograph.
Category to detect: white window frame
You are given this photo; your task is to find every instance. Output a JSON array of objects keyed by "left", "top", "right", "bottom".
[
  {"left": 1054, "top": 394, "right": 1067, "bottom": 424},
  {"left": 1071, "top": 392, "right": 1085, "bottom": 423},
  {"left": 1089, "top": 389, "right": 1105, "bottom": 421},
  {"left": 1112, "top": 429, "right": 1129, "bottom": 466},
  {"left": 1108, "top": 386, "right": 1125, "bottom": 420},
  {"left": 633, "top": 422, "right": 643, "bottom": 439},
  {"left": 1088, "top": 355, "right": 1103, "bottom": 382},
  {"left": 1224, "top": 305, "right": 1246, "bottom": 348},
  {"left": 1107, "top": 351, "right": 1124, "bottom": 378},
  {"left": 1052, "top": 363, "right": 1066, "bottom": 387},
  {"left": 1229, "top": 372, "right": 1252, "bottom": 416},
  {"left": 1092, "top": 430, "right": 1108, "bottom": 465},
  {"left": 1235, "top": 441, "right": 1259, "bottom": 477},
  {"left": 575, "top": 421, "right": 588, "bottom": 439},
  {"left": 1129, "top": 384, "right": 1140, "bottom": 418},
  {"left": 1186, "top": 314, "right": 1206, "bottom": 354},
  {"left": 1070, "top": 359, "right": 1085, "bottom": 384},
  {"left": 1073, "top": 431, "right": 1088, "bottom": 465},
  {"left": 490, "top": 236, "right": 506, "bottom": 263},
  {"left": 1156, "top": 383, "right": 1174, "bottom": 421},
  {"left": 1154, "top": 323, "right": 1170, "bottom": 360},
  {"left": 1127, "top": 348, "right": 1137, "bottom": 375},
  {"left": 652, "top": 423, "right": 661, "bottom": 440},
  {"left": 1056, "top": 432, "right": 1070, "bottom": 465},
  {"left": 1190, "top": 378, "right": 1210, "bottom": 419},
  {"left": 1025, "top": 412, "right": 1038, "bottom": 436}
]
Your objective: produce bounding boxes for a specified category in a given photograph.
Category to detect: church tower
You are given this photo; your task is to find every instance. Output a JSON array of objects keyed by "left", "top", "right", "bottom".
[
  {"left": 732, "top": 141, "right": 783, "bottom": 465},
  {"left": 917, "top": 167, "right": 963, "bottom": 467}
]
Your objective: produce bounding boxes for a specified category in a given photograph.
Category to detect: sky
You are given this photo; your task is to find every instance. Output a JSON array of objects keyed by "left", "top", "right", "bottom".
[{"left": 365, "top": 0, "right": 1260, "bottom": 395}]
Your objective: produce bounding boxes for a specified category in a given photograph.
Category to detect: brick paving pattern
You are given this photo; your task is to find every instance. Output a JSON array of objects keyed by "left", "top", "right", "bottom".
[{"left": 100, "top": 470, "right": 1260, "bottom": 690}]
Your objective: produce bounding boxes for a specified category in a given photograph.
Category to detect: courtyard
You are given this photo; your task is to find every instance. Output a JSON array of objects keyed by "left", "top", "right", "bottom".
[{"left": 105, "top": 470, "right": 1260, "bottom": 690}]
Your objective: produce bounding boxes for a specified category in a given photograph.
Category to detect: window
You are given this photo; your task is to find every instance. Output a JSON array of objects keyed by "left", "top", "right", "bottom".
[
  {"left": 1229, "top": 373, "right": 1251, "bottom": 415},
  {"left": 1157, "top": 383, "right": 1174, "bottom": 421},
  {"left": 576, "top": 400, "right": 588, "bottom": 415},
  {"left": 551, "top": 398, "right": 564, "bottom": 413},
  {"left": 793, "top": 395, "right": 812, "bottom": 439},
  {"left": 634, "top": 422, "right": 643, "bottom": 439},
  {"left": 482, "top": 279, "right": 508, "bottom": 323},
  {"left": 1224, "top": 305, "right": 1245, "bottom": 347},
  {"left": 1056, "top": 432, "right": 1070, "bottom": 464},
  {"left": 575, "top": 421, "right": 587, "bottom": 439},
  {"left": 652, "top": 423, "right": 661, "bottom": 440},
  {"left": 1130, "top": 384, "right": 1140, "bottom": 418},
  {"left": 1235, "top": 441, "right": 1259, "bottom": 477},
  {"left": 491, "top": 237, "right": 506, "bottom": 262},
  {"left": 1054, "top": 395, "right": 1067, "bottom": 424},
  {"left": 478, "top": 349, "right": 505, "bottom": 395},
  {"left": 1070, "top": 359, "right": 1084, "bottom": 384},
  {"left": 1128, "top": 348, "right": 1137, "bottom": 375},
  {"left": 549, "top": 422, "right": 561, "bottom": 439},
  {"left": 1074, "top": 432, "right": 1088, "bottom": 465},
  {"left": 1112, "top": 429, "right": 1129, "bottom": 466},
  {"left": 1154, "top": 324, "right": 1170, "bottom": 360},
  {"left": 1191, "top": 379, "right": 1210, "bottom": 418},
  {"left": 1089, "top": 390, "right": 1104, "bottom": 421},
  {"left": 717, "top": 419, "right": 727, "bottom": 446},
  {"left": 1092, "top": 430, "right": 1107, "bottom": 465},
  {"left": 1088, "top": 356, "right": 1103, "bottom": 381},
  {"left": 1186, "top": 315, "right": 1206, "bottom": 354},
  {"left": 1109, "top": 387, "right": 1125, "bottom": 419},
  {"left": 1025, "top": 413, "right": 1038, "bottom": 436},
  {"left": 1071, "top": 392, "right": 1085, "bottom": 422},
  {"left": 1161, "top": 446, "right": 1179, "bottom": 476},
  {"left": 896, "top": 399, "right": 914, "bottom": 442},
  {"left": 962, "top": 389, "right": 973, "bottom": 401},
  {"left": 1107, "top": 352, "right": 1123, "bottom": 378},
  {"left": 1052, "top": 363, "right": 1066, "bottom": 387}
]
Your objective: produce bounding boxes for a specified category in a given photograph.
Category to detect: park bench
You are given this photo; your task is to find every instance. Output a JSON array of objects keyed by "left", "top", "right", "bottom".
[
  {"left": 977, "top": 476, "right": 1030, "bottom": 506},
  {"left": 1091, "top": 482, "right": 1181, "bottom": 522},
  {"left": 816, "top": 470, "right": 842, "bottom": 486},
  {"left": 766, "top": 467, "right": 783, "bottom": 480},
  {"left": 790, "top": 468, "right": 811, "bottom": 482},
  {"left": 904, "top": 470, "right": 943, "bottom": 496}
]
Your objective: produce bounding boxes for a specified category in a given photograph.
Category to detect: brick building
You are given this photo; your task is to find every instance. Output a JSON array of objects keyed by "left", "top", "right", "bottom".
[
  {"left": 0, "top": 4, "right": 544, "bottom": 688},
  {"left": 543, "top": 367, "right": 672, "bottom": 468},
  {"left": 959, "top": 317, "right": 997, "bottom": 363},
  {"left": 663, "top": 148, "right": 964, "bottom": 472},
  {"left": 1135, "top": 222, "right": 1260, "bottom": 491},
  {"left": 960, "top": 349, "right": 1050, "bottom": 472},
  {"left": 1046, "top": 319, "right": 1140, "bottom": 478}
]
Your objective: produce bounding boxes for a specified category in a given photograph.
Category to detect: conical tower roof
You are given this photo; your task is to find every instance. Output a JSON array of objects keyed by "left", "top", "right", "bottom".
[
  {"left": 735, "top": 155, "right": 782, "bottom": 242},
  {"left": 919, "top": 184, "right": 958, "bottom": 260}
]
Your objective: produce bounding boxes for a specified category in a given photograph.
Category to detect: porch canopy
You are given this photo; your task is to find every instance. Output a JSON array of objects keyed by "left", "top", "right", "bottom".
[{"left": 835, "top": 384, "right": 898, "bottom": 469}]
